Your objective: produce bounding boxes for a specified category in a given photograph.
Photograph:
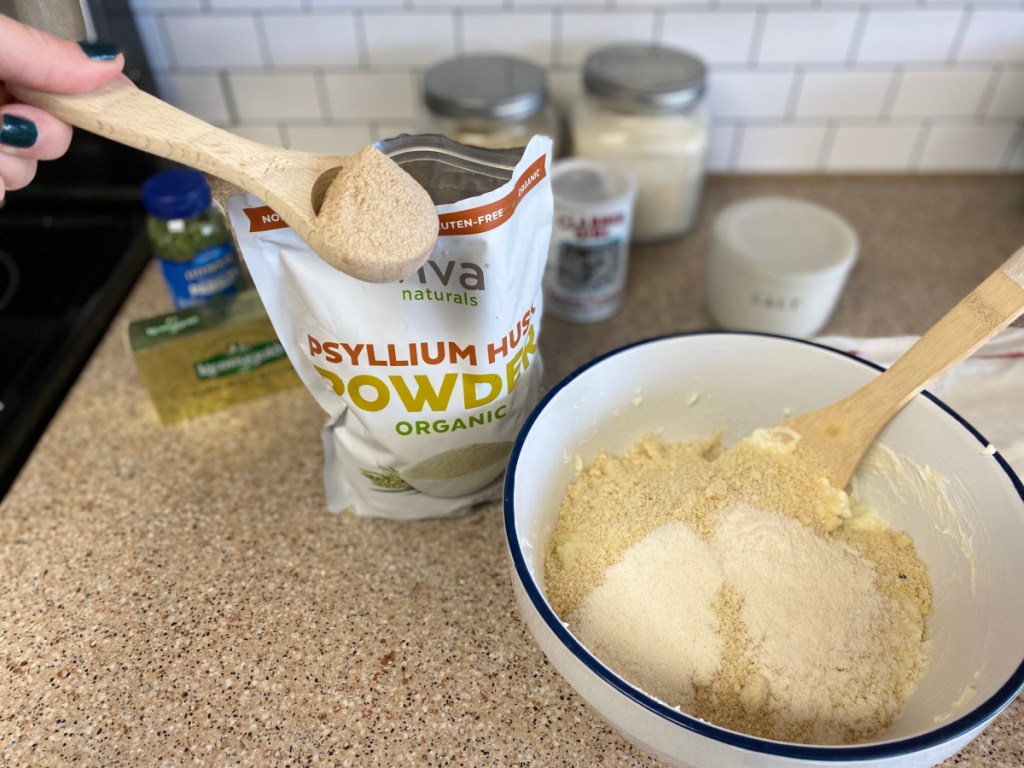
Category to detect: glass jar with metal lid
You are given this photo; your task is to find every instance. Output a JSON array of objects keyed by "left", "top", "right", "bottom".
[
  {"left": 421, "top": 54, "right": 562, "bottom": 155},
  {"left": 572, "top": 44, "right": 709, "bottom": 242}
]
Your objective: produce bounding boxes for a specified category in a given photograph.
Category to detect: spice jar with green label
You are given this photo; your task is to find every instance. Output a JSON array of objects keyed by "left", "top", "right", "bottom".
[{"left": 142, "top": 168, "right": 242, "bottom": 309}]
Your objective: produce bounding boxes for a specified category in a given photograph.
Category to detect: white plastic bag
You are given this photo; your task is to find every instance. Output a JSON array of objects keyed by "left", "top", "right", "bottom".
[{"left": 227, "top": 135, "right": 553, "bottom": 518}]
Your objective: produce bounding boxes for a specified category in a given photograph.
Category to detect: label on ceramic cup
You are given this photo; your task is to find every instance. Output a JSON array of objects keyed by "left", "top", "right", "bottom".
[{"left": 544, "top": 162, "right": 635, "bottom": 323}]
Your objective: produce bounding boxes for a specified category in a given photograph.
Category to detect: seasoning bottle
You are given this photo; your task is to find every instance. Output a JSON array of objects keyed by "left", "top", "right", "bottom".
[
  {"left": 142, "top": 168, "right": 242, "bottom": 309},
  {"left": 422, "top": 54, "right": 562, "bottom": 155},
  {"left": 545, "top": 158, "right": 637, "bottom": 323},
  {"left": 572, "top": 44, "right": 709, "bottom": 243}
]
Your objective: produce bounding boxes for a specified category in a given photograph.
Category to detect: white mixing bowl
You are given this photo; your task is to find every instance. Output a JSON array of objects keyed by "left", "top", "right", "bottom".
[{"left": 504, "top": 332, "right": 1024, "bottom": 767}]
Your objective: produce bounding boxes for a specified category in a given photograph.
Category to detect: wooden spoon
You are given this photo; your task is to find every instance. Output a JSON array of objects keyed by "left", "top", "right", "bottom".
[
  {"left": 784, "top": 244, "right": 1024, "bottom": 489},
  {"left": 10, "top": 79, "right": 438, "bottom": 283}
]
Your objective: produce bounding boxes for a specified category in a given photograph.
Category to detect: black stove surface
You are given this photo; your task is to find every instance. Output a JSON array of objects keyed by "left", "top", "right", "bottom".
[{"left": 0, "top": 133, "right": 159, "bottom": 499}]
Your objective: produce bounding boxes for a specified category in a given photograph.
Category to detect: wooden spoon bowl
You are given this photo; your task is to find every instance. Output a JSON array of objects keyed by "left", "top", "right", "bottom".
[
  {"left": 784, "top": 244, "right": 1024, "bottom": 489},
  {"left": 11, "top": 79, "right": 437, "bottom": 283}
]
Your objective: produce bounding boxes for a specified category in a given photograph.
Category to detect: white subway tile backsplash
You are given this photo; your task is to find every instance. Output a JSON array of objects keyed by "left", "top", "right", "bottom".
[
  {"left": 661, "top": 12, "right": 758, "bottom": 66},
  {"left": 285, "top": 124, "right": 374, "bottom": 154},
  {"left": 414, "top": 0, "right": 500, "bottom": 6},
  {"left": 129, "top": 0, "right": 202, "bottom": 9},
  {"left": 708, "top": 71, "right": 795, "bottom": 119},
  {"left": 163, "top": 15, "right": 264, "bottom": 68},
  {"left": 134, "top": 13, "right": 172, "bottom": 71},
  {"left": 131, "top": 2, "right": 1024, "bottom": 174},
  {"left": 856, "top": 10, "right": 964, "bottom": 64},
  {"left": 228, "top": 124, "right": 285, "bottom": 147},
  {"left": 736, "top": 124, "right": 827, "bottom": 172},
  {"left": 918, "top": 123, "right": 1018, "bottom": 171},
  {"left": 209, "top": 0, "right": 302, "bottom": 8},
  {"left": 230, "top": 73, "right": 323, "bottom": 120},
  {"left": 558, "top": 12, "right": 656, "bottom": 67},
  {"left": 758, "top": 11, "right": 860, "bottom": 65},
  {"left": 516, "top": 0, "right": 605, "bottom": 6},
  {"left": 311, "top": 0, "right": 401, "bottom": 6},
  {"left": 707, "top": 123, "right": 738, "bottom": 173},
  {"left": 795, "top": 70, "right": 892, "bottom": 118},
  {"left": 890, "top": 70, "right": 991, "bottom": 118},
  {"left": 988, "top": 70, "right": 1024, "bottom": 118},
  {"left": 461, "top": 12, "right": 555, "bottom": 65},
  {"left": 618, "top": 0, "right": 701, "bottom": 5},
  {"left": 957, "top": 10, "right": 1024, "bottom": 64},
  {"left": 261, "top": 13, "right": 359, "bottom": 68},
  {"left": 154, "top": 72, "right": 231, "bottom": 123},
  {"left": 826, "top": 124, "right": 921, "bottom": 172},
  {"left": 364, "top": 13, "right": 457, "bottom": 67},
  {"left": 375, "top": 122, "right": 423, "bottom": 143},
  {"left": 323, "top": 72, "right": 419, "bottom": 120}
]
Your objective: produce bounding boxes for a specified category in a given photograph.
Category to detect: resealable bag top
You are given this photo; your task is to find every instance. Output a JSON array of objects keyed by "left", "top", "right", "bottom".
[{"left": 227, "top": 134, "right": 553, "bottom": 519}]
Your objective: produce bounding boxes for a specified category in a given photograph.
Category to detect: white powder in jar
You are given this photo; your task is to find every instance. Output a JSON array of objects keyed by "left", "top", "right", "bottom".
[{"left": 571, "top": 45, "right": 710, "bottom": 242}]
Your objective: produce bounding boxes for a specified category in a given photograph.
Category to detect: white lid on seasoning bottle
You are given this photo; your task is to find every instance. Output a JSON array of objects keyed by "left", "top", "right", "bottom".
[{"left": 707, "top": 196, "right": 859, "bottom": 338}]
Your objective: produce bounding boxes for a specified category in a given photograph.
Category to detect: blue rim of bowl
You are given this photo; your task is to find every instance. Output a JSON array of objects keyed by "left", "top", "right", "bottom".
[{"left": 503, "top": 330, "right": 1024, "bottom": 762}]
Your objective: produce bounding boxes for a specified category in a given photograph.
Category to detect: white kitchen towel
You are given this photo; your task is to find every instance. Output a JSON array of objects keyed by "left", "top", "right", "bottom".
[{"left": 816, "top": 328, "right": 1024, "bottom": 478}]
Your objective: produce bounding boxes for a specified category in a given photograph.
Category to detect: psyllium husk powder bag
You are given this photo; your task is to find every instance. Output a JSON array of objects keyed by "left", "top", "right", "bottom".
[{"left": 226, "top": 135, "right": 553, "bottom": 519}]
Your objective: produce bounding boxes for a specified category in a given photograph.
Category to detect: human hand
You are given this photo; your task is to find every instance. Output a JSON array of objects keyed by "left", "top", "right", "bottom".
[{"left": 0, "top": 14, "right": 124, "bottom": 200}]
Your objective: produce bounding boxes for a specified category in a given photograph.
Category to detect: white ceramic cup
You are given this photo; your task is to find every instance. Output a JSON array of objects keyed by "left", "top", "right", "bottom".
[
  {"left": 707, "top": 196, "right": 859, "bottom": 337},
  {"left": 544, "top": 158, "right": 637, "bottom": 323}
]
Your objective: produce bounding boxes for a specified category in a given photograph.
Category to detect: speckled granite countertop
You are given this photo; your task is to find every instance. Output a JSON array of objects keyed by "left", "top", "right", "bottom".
[{"left": 3, "top": 175, "right": 1024, "bottom": 766}]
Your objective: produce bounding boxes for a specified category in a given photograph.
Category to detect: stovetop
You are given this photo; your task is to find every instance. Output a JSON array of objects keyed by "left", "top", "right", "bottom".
[{"left": 0, "top": 133, "right": 160, "bottom": 499}]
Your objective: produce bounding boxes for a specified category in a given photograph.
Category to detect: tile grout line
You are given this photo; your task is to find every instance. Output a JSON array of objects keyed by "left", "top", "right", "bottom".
[
  {"left": 908, "top": 118, "right": 933, "bottom": 170},
  {"left": 845, "top": 4, "right": 869, "bottom": 66},
  {"left": 976, "top": 64, "right": 1003, "bottom": 120},
  {"left": 219, "top": 69, "right": 239, "bottom": 126},
  {"left": 946, "top": 3, "right": 974, "bottom": 65}
]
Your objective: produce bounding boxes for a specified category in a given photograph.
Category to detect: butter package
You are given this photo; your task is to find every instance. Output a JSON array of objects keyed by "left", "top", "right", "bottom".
[{"left": 127, "top": 289, "right": 301, "bottom": 424}]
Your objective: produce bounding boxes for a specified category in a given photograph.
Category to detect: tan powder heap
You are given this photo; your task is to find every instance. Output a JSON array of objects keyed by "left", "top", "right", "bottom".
[
  {"left": 545, "top": 429, "right": 932, "bottom": 746},
  {"left": 317, "top": 146, "right": 438, "bottom": 283}
]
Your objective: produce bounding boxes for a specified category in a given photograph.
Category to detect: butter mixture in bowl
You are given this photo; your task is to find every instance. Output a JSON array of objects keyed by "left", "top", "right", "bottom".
[{"left": 504, "top": 332, "right": 1024, "bottom": 768}]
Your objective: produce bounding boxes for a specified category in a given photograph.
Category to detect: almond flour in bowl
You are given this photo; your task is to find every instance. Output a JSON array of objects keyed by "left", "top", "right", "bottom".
[{"left": 545, "top": 428, "right": 932, "bottom": 745}]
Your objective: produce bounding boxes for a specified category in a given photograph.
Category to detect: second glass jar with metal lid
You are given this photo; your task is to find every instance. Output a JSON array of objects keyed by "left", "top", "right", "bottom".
[
  {"left": 572, "top": 44, "right": 709, "bottom": 243},
  {"left": 421, "top": 54, "right": 562, "bottom": 155}
]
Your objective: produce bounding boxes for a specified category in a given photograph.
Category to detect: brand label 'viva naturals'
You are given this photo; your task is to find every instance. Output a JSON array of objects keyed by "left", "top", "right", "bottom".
[{"left": 228, "top": 135, "right": 553, "bottom": 519}]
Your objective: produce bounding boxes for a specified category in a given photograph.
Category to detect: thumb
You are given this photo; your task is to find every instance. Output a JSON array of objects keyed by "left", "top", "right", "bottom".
[{"left": 0, "top": 14, "right": 123, "bottom": 94}]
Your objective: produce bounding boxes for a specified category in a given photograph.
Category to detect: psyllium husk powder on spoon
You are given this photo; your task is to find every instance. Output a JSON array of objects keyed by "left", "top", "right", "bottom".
[
  {"left": 316, "top": 145, "right": 438, "bottom": 283},
  {"left": 227, "top": 135, "right": 554, "bottom": 519}
]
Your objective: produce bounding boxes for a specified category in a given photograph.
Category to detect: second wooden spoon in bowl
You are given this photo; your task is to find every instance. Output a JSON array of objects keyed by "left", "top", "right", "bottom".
[
  {"left": 11, "top": 79, "right": 438, "bottom": 284},
  {"left": 783, "top": 244, "right": 1024, "bottom": 490}
]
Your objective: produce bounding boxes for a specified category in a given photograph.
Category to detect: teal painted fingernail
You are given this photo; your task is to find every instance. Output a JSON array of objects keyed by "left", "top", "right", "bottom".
[
  {"left": 0, "top": 115, "right": 37, "bottom": 149},
  {"left": 78, "top": 41, "right": 120, "bottom": 61}
]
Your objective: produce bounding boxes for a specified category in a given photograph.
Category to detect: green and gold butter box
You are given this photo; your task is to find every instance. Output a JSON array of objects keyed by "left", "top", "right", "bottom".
[{"left": 127, "top": 290, "right": 301, "bottom": 424}]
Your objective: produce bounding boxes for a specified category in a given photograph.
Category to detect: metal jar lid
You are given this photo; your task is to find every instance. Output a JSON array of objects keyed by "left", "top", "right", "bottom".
[
  {"left": 423, "top": 54, "right": 549, "bottom": 121},
  {"left": 583, "top": 44, "right": 706, "bottom": 113}
]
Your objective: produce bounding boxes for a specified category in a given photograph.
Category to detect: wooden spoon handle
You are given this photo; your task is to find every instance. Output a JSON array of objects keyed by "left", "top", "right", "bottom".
[
  {"left": 795, "top": 245, "right": 1024, "bottom": 487},
  {"left": 9, "top": 79, "right": 281, "bottom": 199},
  {"left": 860, "top": 246, "right": 1024, "bottom": 420}
]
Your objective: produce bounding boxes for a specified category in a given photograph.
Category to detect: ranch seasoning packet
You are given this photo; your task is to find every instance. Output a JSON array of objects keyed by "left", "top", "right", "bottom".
[{"left": 226, "top": 134, "right": 553, "bottom": 519}]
